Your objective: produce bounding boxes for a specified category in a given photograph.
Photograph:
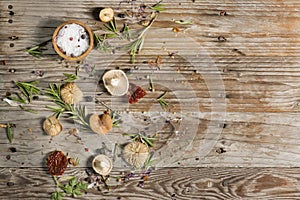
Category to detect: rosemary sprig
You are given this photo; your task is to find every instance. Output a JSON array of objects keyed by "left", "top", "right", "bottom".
[
  {"left": 8, "top": 81, "right": 40, "bottom": 108},
  {"left": 44, "top": 83, "right": 90, "bottom": 128},
  {"left": 125, "top": 14, "right": 158, "bottom": 63},
  {"left": 25, "top": 46, "right": 42, "bottom": 57},
  {"left": 157, "top": 91, "right": 168, "bottom": 111},
  {"left": 123, "top": 133, "right": 155, "bottom": 147},
  {"left": 103, "top": 17, "right": 119, "bottom": 38},
  {"left": 94, "top": 33, "right": 112, "bottom": 52},
  {"left": 150, "top": 1, "right": 165, "bottom": 12},
  {"left": 144, "top": 152, "right": 156, "bottom": 170},
  {"left": 15, "top": 81, "right": 40, "bottom": 103},
  {"left": 25, "top": 39, "right": 51, "bottom": 58},
  {"left": 63, "top": 73, "right": 78, "bottom": 82}
]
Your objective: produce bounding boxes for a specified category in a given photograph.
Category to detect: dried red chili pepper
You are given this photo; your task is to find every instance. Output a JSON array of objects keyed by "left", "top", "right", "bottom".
[
  {"left": 46, "top": 150, "right": 68, "bottom": 175},
  {"left": 127, "top": 83, "right": 147, "bottom": 104}
]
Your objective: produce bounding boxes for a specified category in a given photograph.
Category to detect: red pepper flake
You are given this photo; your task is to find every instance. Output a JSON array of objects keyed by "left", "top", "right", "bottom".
[
  {"left": 1, "top": 60, "right": 6, "bottom": 65},
  {"left": 127, "top": 83, "right": 147, "bottom": 104},
  {"left": 46, "top": 151, "right": 68, "bottom": 175},
  {"left": 85, "top": 147, "right": 89, "bottom": 152},
  {"left": 69, "top": 37, "right": 73, "bottom": 41}
]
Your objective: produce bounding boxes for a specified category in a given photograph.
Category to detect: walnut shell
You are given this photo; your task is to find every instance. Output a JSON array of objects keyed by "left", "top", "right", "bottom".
[
  {"left": 60, "top": 82, "right": 83, "bottom": 104},
  {"left": 89, "top": 113, "right": 112, "bottom": 134},
  {"left": 43, "top": 116, "right": 62, "bottom": 137},
  {"left": 99, "top": 8, "right": 114, "bottom": 22},
  {"left": 122, "top": 141, "right": 149, "bottom": 168}
]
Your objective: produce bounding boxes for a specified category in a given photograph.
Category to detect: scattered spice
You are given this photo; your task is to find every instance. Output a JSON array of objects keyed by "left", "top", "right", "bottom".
[
  {"left": 127, "top": 83, "right": 147, "bottom": 104},
  {"left": 32, "top": 70, "right": 44, "bottom": 77},
  {"left": 218, "top": 36, "right": 227, "bottom": 42},
  {"left": 172, "top": 27, "right": 180, "bottom": 33},
  {"left": 1, "top": 60, "right": 6, "bottom": 65},
  {"left": 219, "top": 10, "right": 227, "bottom": 16},
  {"left": 47, "top": 150, "right": 68, "bottom": 175}
]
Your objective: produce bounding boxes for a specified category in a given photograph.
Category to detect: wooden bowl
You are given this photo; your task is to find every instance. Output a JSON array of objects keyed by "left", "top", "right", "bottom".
[{"left": 52, "top": 20, "right": 94, "bottom": 61}]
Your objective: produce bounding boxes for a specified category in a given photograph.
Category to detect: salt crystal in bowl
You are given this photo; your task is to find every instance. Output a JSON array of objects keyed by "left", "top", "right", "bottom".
[{"left": 52, "top": 20, "right": 93, "bottom": 61}]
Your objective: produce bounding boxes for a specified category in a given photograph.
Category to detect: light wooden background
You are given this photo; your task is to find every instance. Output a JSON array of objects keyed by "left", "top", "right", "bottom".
[{"left": 1, "top": 0, "right": 300, "bottom": 199}]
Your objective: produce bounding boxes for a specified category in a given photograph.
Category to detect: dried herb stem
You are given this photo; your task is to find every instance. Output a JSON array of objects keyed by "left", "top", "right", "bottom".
[
  {"left": 44, "top": 83, "right": 90, "bottom": 128},
  {"left": 157, "top": 91, "right": 169, "bottom": 111}
]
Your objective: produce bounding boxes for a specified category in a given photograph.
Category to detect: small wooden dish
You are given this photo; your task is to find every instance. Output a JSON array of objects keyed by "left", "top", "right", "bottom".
[{"left": 52, "top": 20, "right": 94, "bottom": 61}]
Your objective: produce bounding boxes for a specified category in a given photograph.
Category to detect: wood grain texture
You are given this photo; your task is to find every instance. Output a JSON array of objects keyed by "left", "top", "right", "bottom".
[
  {"left": 0, "top": 0, "right": 300, "bottom": 167},
  {"left": 1, "top": 167, "right": 300, "bottom": 200}
]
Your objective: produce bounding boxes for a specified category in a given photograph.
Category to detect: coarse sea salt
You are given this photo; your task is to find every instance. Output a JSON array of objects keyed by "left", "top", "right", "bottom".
[{"left": 56, "top": 23, "right": 90, "bottom": 57}]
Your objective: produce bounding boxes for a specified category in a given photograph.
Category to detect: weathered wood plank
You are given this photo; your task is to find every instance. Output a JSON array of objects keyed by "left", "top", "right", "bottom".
[
  {"left": 1, "top": 0, "right": 300, "bottom": 172},
  {"left": 1, "top": 167, "right": 300, "bottom": 199},
  {"left": 1, "top": 112, "right": 300, "bottom": 167}
]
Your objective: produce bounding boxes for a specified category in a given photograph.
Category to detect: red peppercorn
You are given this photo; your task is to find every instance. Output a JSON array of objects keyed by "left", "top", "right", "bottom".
[{"left": 69, "top": 37, "right": 73, "bottom": 41}]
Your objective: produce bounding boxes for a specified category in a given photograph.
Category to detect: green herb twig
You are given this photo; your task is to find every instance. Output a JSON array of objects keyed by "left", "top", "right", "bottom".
[
  {"left": 44, "top": 84, "right": 89, "bottom": 128},
  {"left": 6, "top": 123, "right": 13, "bottom": 143},
  {"left": 25, "top": 46, "right": 42, "bottom": 57},
  {"left": 51, "top": 176, "right": 87, "bottom": 199},
  {"left": 25, "top": 39, "right": 51, "bottom": 58},
  {"left": 150, "top": 1, "right": 165, "bottom": 12},
  {"left": 157, "top": 91, "right": 168, "bottom": 111},
  {"left": 144, "top": 152, "right": 156, "bottom": 170},
  {"left": 63, "top": 73, "right": 78, "bottom": 82},
  {"left": 14, "top": 81, "right": 40, "bottom": 103},
  {"left": 123, "top": 133, "right": 155, "bottom": 147}
]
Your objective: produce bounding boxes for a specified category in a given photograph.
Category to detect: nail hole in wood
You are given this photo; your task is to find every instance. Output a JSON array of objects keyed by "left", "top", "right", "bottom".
[{"left": 9, "top": 43, "right": 14, "bottom": 47}]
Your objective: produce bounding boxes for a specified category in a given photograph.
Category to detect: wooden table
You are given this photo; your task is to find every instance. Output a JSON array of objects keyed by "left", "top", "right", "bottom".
[{"left": 1, "top": 0, "right": 300, "bottom": 199}]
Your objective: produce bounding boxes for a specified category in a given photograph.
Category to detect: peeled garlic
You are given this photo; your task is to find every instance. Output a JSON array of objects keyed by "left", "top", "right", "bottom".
[
  {"left": 60, "top": 82, "right": 83, "bottom": 104},
  {"left": 43, "top": 116, "right": 62, "bottom": 137}
]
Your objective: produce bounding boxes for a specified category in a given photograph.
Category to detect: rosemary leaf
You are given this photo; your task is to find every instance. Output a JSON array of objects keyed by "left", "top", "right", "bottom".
[
  {"left": 151, "top": 1, "right": 165, "bottom": 12},
  {"left": 6, "top": 123, "right": 13, "bottom": 143},
  {"left": 63, "top": 73, "right": 78, "bottom": 82}
]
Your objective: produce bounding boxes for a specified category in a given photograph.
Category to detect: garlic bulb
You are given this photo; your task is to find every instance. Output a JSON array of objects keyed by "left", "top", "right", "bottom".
[
  {"left": 60, "top": 82, "right": 83, "bottom": 104},
  {"left": 43, "top": 116, "right": 62, "bottom": 137},
  {"left": 122, "top": 141, "right": 149, "bottom": 168}
]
